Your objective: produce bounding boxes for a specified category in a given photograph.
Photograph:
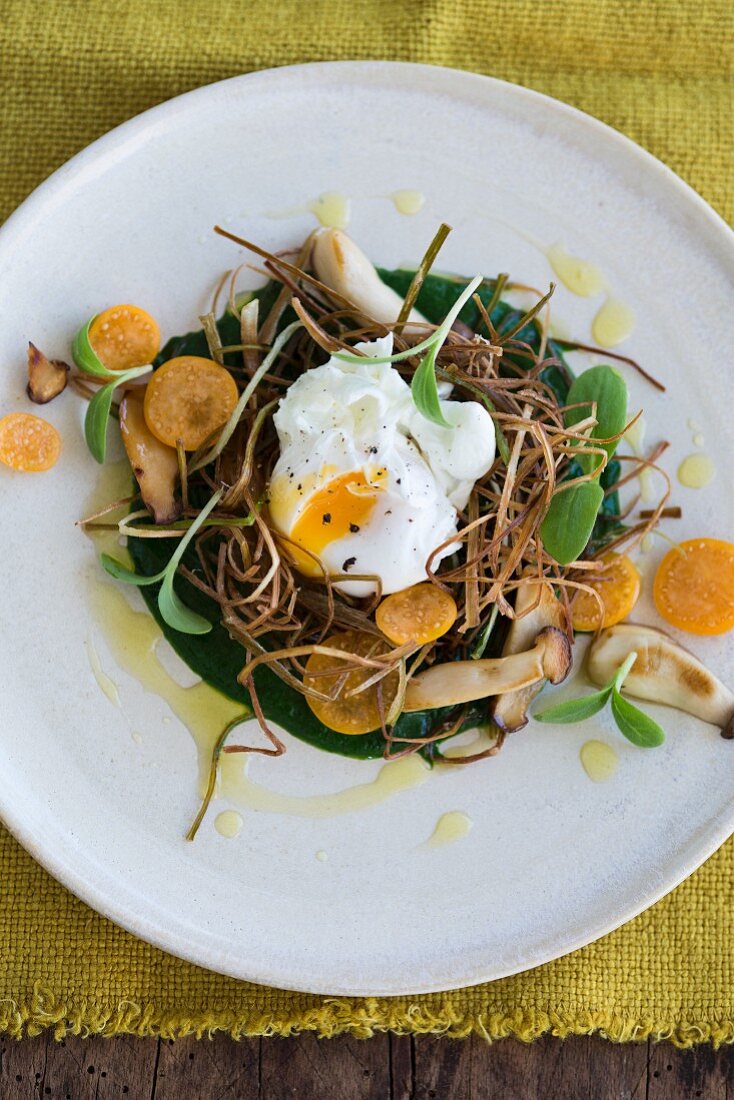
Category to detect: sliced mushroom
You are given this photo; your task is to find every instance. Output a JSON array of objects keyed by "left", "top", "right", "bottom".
[
  {"left": 490, "top": 580, "right": 570, "bottom": 733},
  {"left": 587, "top": 623, "right": 734, "bottom": 736},
  {"left": 26, "top": 342, "right": 69, "bottom": 404},
  {"left": 119, "top": 390, "right": 182, "bottom": 525},
  {"left": 311, "top": 228, "right": 425, "bottom": 326},
  {"left": 404, "top": 626, "right": 571, "bottom": 712}
]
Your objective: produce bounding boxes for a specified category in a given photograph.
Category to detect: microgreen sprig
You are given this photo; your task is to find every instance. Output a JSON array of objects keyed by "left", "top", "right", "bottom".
[
  {"left": 73, "top": 317, "right": 152, "bottom": 463},
  {"left": 336, "top": 274, "right": 484, "bottom": 428},
  {"left": 101, "top": 489, "right": 224, "bottom": 635},
  {"left": 534, "top": 651, "right": 665, "bottom": 748}
]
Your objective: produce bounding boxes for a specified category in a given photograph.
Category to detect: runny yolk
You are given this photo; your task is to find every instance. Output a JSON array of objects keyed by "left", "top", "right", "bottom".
[{"left": 287, "top": 469, "right": 385, "bottom": 576}]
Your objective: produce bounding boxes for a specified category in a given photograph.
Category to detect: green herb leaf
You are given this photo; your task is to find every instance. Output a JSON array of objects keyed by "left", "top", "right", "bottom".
[
  {"left": 611, "top": 690, "right": 666, "bottom": 748},
  {"left": 157, "top": 574, "right": 212, "bottom": 635},
  {"left": 101, "top": 553, "right": 164, "bottom": 585},
  {"left": 84, "top": 365, "right": 151, "bottom": 463},
  {"left": 565, "top": 365, "right": 628, "bottom": 474},
  {"left": 72, "top": 318, "right": 117, "bottom": 380},
  {"left": 410, "top": 274, "right": 483, "bottom": 426},
  {"left": 540, "top": 480, "right": 605, "bottom": 565},
  {"left": 411, "top": 344, "right": 451, "bottom": 427},
  {"left": 103, "top": 489, "right": 224, "bottom": 635},
  {"left": 534, "top": 687, "right": 612, "bottom": 724}
]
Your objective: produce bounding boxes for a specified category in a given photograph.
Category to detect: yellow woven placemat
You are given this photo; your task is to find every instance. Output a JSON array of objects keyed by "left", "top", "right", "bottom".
[{"left": 1, "top": 0, "right": 732, "bottom": 1045}]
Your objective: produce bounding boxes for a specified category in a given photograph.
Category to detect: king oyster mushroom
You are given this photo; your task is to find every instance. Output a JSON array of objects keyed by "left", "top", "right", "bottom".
[
  {"left": 403, "top": 626, "right": 571, "bottom": 712},
  {"left": 588, "top": 623, "right": 734, "bottom": 737},
  {"left": 489, "top": 579, "right": 570, "bottom": 733},
  {"left": 119, "top": 390, "right": 182, "bottom": 526},
  {"left": 312, "top": 227, "right": 426, "bottom": 326}
]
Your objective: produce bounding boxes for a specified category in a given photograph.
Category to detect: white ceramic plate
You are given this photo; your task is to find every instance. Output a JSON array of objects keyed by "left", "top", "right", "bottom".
[{"left": 1, "top": 62, "right": 733, "bottom": 996}]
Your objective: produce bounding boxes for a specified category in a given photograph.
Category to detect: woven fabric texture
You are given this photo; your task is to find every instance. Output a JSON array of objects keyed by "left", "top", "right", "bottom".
[{"left": 0, "top": 0, "right": 732, "bottom": 1044}]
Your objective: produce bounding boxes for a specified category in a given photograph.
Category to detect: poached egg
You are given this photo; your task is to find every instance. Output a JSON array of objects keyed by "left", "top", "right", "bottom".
[{"left": 268, "top": 335, "right": 495, "bottom": 596}]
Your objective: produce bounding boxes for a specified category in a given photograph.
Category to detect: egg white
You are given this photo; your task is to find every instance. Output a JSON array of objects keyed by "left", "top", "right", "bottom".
[{"left": 268, "top": 336, "right": 495, "bottom": 596}]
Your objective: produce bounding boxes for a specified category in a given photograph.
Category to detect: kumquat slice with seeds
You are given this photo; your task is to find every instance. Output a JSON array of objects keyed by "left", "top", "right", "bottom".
[
  {"left": 88, "top": 304, "right": 160, "bottom": 371},
  {"left": 143, "top": 356, "right": 239, "bottom": 451},
  {"left": 376, "top": 582, "right": 458, "bottom": 645},
  {"left": 0, "top": 412, "right": 61, "bottom": 472},
  {"left": 303, "top": 630, "right": 400, "bottom": 735},
  {"left": 571, "top": 552, "right": 640, "bottom": 632},
  {"left": 653, "top": 538, "right": 734, "bottom": 636}
]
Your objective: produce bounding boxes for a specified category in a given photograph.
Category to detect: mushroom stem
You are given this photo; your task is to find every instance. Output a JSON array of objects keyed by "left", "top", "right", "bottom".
[
  {"left": 587, "top": 623, "right": 734, "bottom": 736},
  {"left": 490, "top": 580, "right": 570, "bottom": 733},
  {"left": 311, "top": 228, "right": 425, "bottom": 326},
  {"left": 404, "top": 626, "right": 571, "bottom": 712}
]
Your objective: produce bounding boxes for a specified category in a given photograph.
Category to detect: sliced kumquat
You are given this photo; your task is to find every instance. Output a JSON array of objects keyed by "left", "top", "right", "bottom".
[
  {"left": 303, "top": 629, "right": 400, "bottom": 735},
  {"left": 88, "top": 304, "right": 160, "bottom": 372},
  {"left": 0, "top": 412, "right": 61, "bottom": 472},
  {"left": 571, "top": 552, "right": 640, "bottom": 632},
  {"left": 143, "top": 356, "right": 239, "bottom": 451},
  {"left": 653, "top": 538, "right": 734, "bottom": 636},
  {"left": 376, "top": 582, "right": 458, "bottom": 645}
]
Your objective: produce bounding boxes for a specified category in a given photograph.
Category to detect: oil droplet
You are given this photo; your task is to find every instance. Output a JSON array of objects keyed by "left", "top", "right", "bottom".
[
  {"left": 215, "top": 810, "right": 243, "bottom": 838},
  {"left": 85, "top": 638, "right": 121, "bottom": 707},
  {"left": 132, "top": 732, "right": 143, "bottom": 745},
  {"left": 315, "top": 850, "right": 328, "bottom": 862},
  {"left": 592, "top": 296, "right": 635, "bottom": 348},
  {"left": 391, "top": 189, "right": 425, "bottom": 216},
  {"left": 580, "top": 740, "right": 619, "bottom": 782},
  {"left": 424, "top": 811, "right": 472, "bottom": 848},
  {"left": 307, "top": 192, "right": 351, "bottom": 229},
  {"left": 693, "top": 433, "right": 705, "bottom": 448},
  {"left": 544, "top": 244, "right": 606, "bottom": 297},
  {"left": 677, "top": 453, "right": 715, "bottom": 489},
  {"left": 687, "top": 417, "right": 702, "bottom": 433},
  {"left": 641, "top": 534, "right": 655, "bottom": 553}
]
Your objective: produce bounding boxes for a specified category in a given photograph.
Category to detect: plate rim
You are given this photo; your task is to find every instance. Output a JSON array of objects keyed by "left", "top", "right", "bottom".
[{"left": 1, "top": 60, "right": 733, "bottom": 996}]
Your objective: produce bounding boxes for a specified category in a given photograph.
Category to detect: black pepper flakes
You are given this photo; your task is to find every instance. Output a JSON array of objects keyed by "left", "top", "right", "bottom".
[
  {"left": 322, "top": 513, "right": 332, "bottom": 524},
  {"left": 349, "top": 523, "right": 360, "bottom": 533},
  {"left": 342, "top": 557, "right": 357, "bottom": 572}
]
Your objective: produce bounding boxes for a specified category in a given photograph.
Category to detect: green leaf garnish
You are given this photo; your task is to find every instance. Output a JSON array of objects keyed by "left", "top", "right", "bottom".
[
  {"left": 533, "top": 650, "right": 666, "bottom": 749},
  {"left": 334, "top": 274, "right": 483, "bottom": 428},
  {"left": 610, "top": 691, "right": 665, "bottom": 748},
  {"left": 565, "top": 365, "right": 629, "bottom": 474},
  {"left": 540, "top": 480, "right": 605, "bottom": 565},
  {"left": 101, "top": 488, "right": 224, "bottom": 634},
  {"left": 534, "top": 687, "right": 612, "bottom": 724},
  {"left": 84, "top": 365, "right": 151, "bottom": 463},
  {"left": 72, "top": 317, "right": 117, "bottom": 380},
  {"left": 410, "top": 273, "right": 483, "bottom": 427}
]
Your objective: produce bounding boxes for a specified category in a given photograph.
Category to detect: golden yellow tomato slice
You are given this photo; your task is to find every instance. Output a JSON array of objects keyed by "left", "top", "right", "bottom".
[
  {"left": 88, "top": 304, "right": 160, "bottom": 371},
  {"left": 653, "top": 538, "right": 734, "bottom": 635},
  {"left": 376, "top": 582, "right": 458, "bottom": 644},
  {"left": 303, "top": 630, "right": 399, "bottom": 735},
  {"left": 571, "top": 552, "right": 640, "bottom": 632},
  {"left": 143, "top": 356, "right": 238, "bottom": 451}
]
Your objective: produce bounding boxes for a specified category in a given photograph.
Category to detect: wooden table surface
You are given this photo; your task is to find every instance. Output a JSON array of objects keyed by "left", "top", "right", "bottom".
[{"left": 1, "top": 1032, "right": 731, "bottom": 1098}]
